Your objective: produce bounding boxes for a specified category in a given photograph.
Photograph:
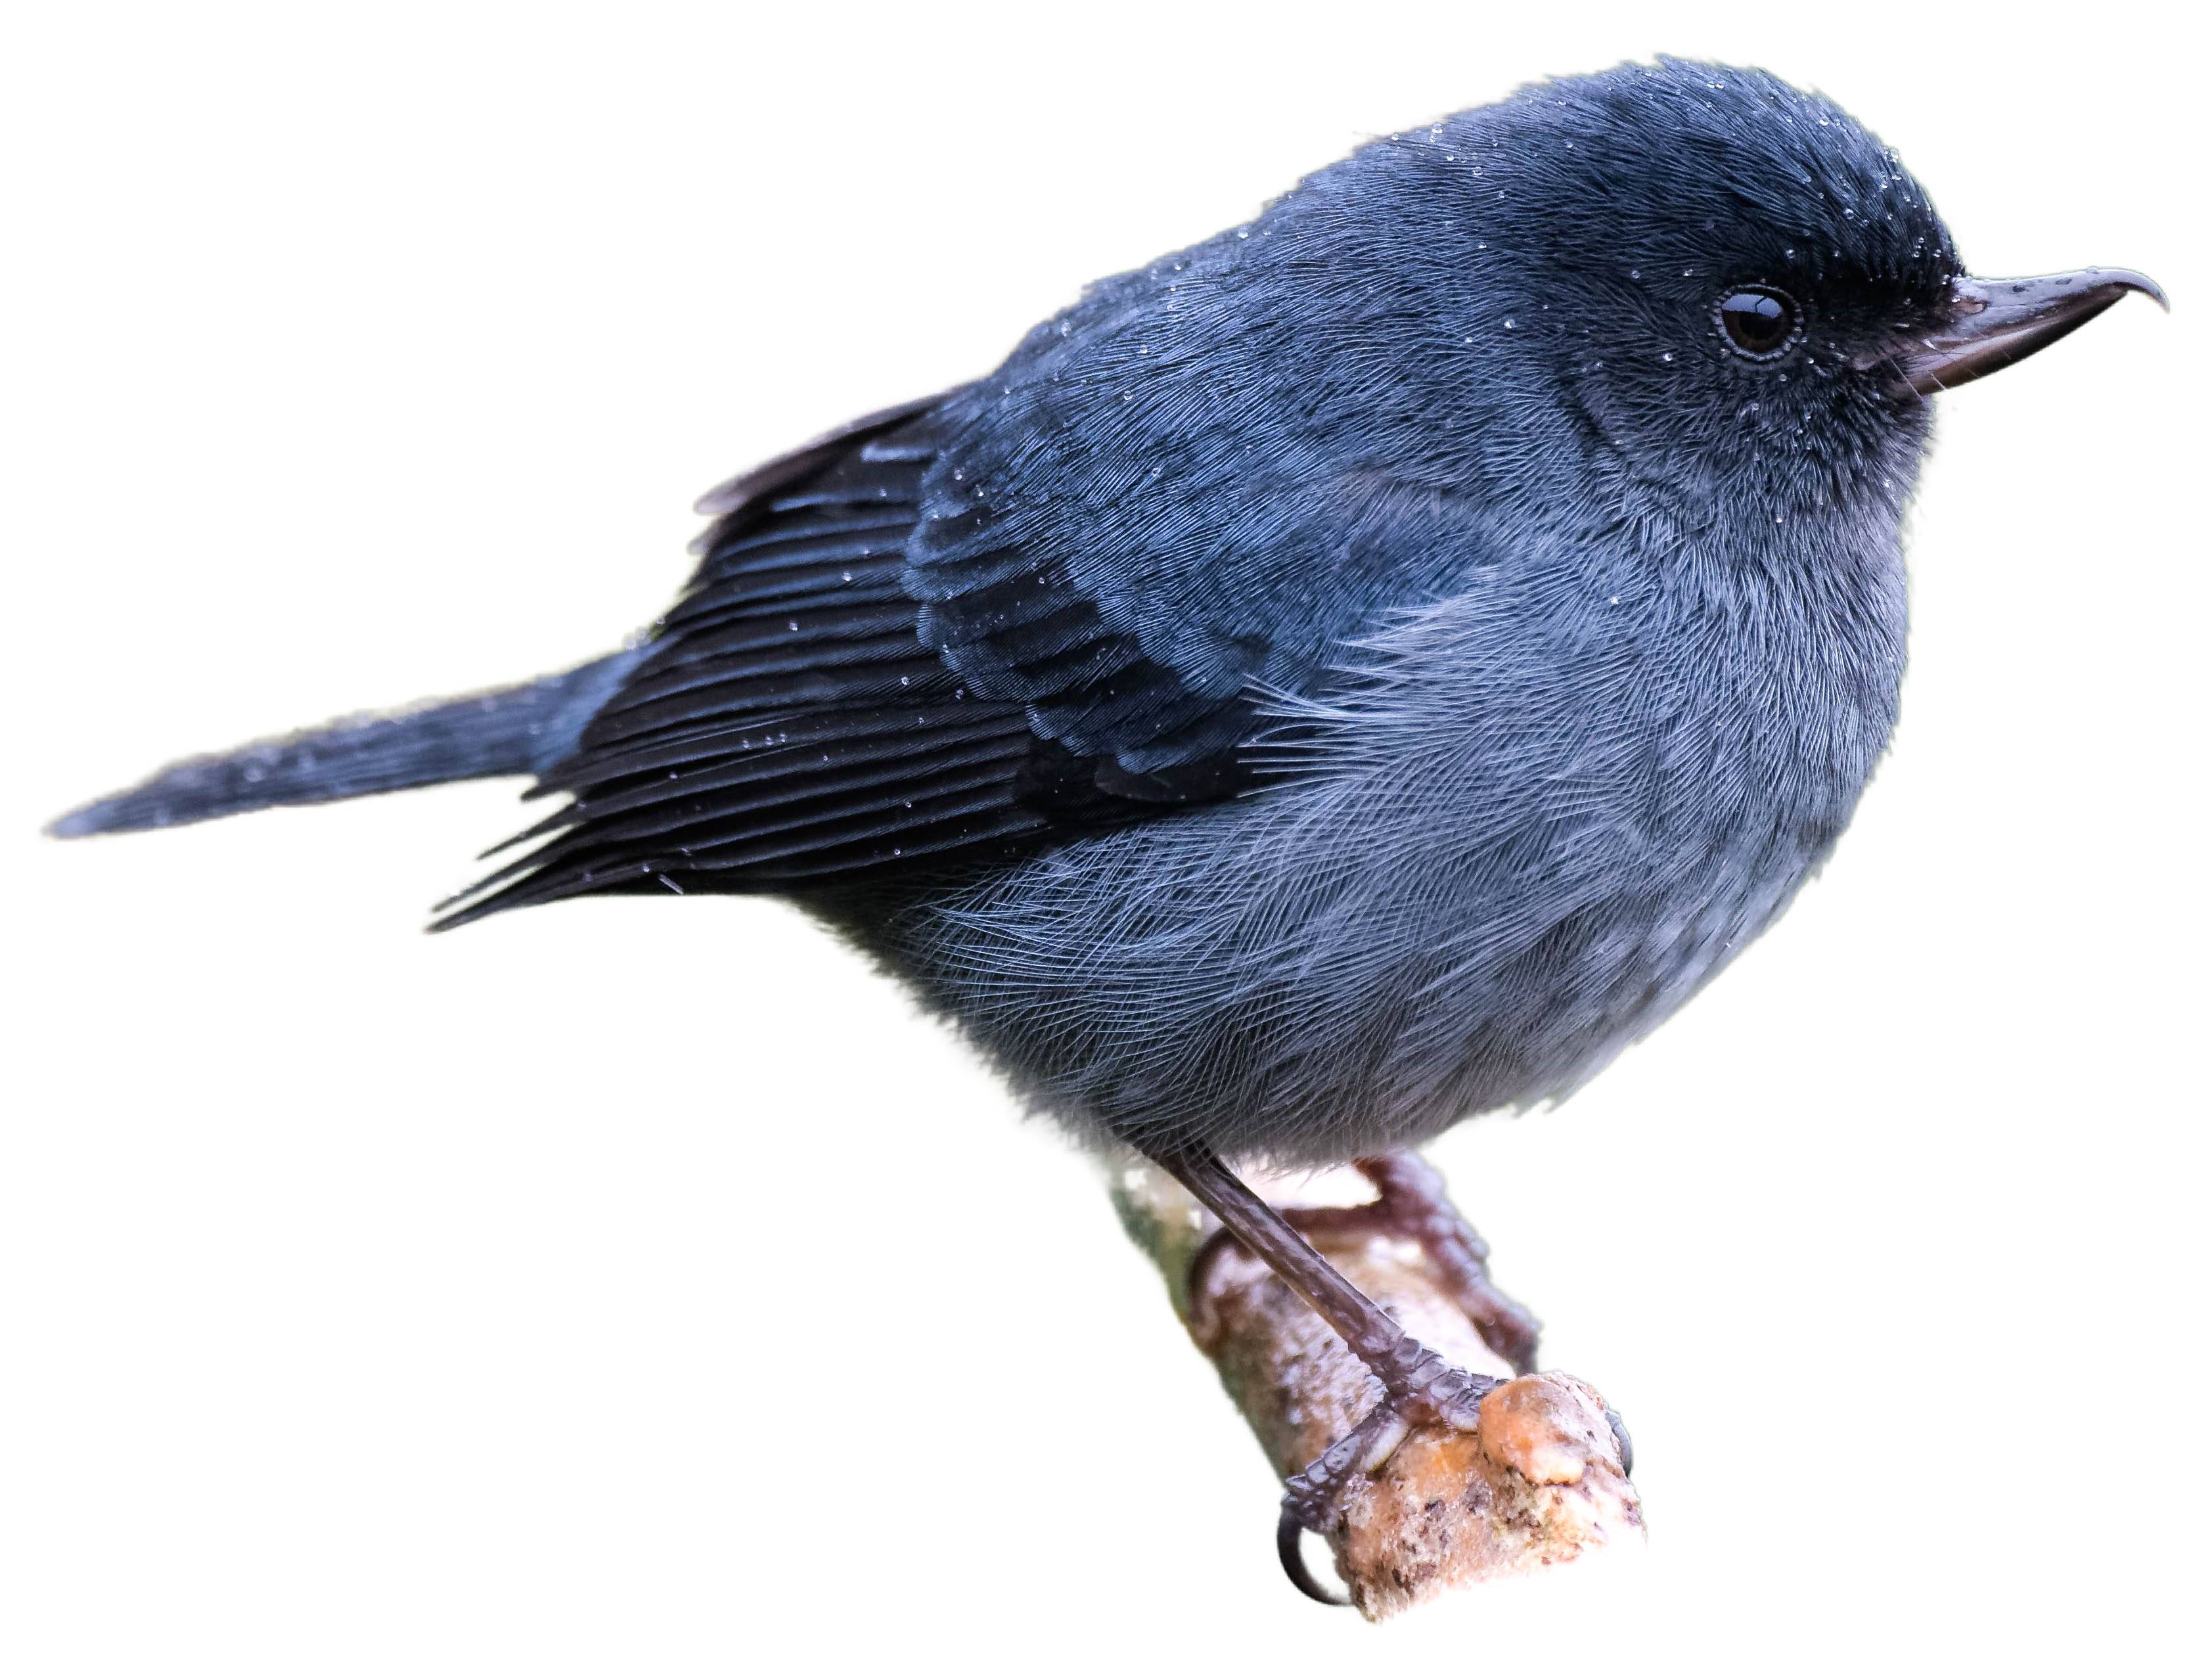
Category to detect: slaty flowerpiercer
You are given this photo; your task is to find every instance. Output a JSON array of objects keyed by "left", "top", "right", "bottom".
[{"left": 51, "top": 57, "right": 2166, "bottom": 1597}]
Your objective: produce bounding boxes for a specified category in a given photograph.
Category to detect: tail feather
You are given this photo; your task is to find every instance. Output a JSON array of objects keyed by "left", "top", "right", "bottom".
[{"left": 48, "top": 650, "right": 640, "bottom": 838}]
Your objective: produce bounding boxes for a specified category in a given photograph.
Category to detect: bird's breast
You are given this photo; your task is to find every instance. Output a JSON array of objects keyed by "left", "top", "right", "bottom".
[{"left": 857, "top": 534, "right": 1909, "bottom": 1164}]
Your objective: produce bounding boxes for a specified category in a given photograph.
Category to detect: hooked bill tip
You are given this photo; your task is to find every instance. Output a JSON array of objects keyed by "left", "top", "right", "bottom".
[
  {"left": 2080, "top": 267, "right": 2170, "bottom": 312},
  {"left": 1889, "top": 265, "right": 2169, "bottom": 397}
]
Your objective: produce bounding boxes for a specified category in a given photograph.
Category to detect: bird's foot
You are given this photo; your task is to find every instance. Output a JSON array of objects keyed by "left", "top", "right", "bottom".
[
  {"left": 1275, "top": 1338, "right": 1503, "bottom": 1603},
  {"left": 1150, "top": 1143, "right": 1540, "bottom": 1606},
  {"left": 1276, "top": 1150, "right": 1542, "bottom": 1375}
]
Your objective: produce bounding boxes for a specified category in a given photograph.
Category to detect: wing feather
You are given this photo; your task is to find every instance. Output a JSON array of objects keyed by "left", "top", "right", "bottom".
[{"left": 436, "top": 394, "right": 1250, "bottom": 928}]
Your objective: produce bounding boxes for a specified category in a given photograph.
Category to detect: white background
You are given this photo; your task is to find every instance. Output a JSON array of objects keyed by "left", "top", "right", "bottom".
[{"left": 4, "top": 4, "right": 2204, "bottom": 1654}]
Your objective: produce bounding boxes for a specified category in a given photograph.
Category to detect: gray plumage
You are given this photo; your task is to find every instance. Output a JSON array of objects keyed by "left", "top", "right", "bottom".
[
  {"left": 49, "top": 652, "right": 641, "bottom": 838},
  {"left": 54, "top": 59, "right": 2156, "bottom": 1171},
  {"left": 818, "top": 528, "right": 1905, "bottom": 1162}
]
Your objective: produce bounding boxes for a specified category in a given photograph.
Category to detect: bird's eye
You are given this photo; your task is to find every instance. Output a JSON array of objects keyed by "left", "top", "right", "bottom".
[{"left": 1715, "top": 287, "right": 1799, "bottom": 359}]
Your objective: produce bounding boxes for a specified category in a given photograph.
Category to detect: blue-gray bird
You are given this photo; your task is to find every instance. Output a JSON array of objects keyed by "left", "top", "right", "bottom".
[{"left": 51, "top": 58, "right": 2164, "bottom": 1599}]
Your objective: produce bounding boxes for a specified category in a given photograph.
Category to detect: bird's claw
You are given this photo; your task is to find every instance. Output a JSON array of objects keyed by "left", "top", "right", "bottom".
[
  {"left": 1276, "top": 1502, "right": 1351, "bottom": 1605},
  {"left": 1274, "top": 1355, "right": 1502, "bottom": 1603},
  {"left": 1604, "top": 1404, "right": 1635, "bottom": 1477}
]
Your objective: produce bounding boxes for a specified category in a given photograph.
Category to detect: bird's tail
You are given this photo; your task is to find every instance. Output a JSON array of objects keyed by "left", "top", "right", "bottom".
[{"left": 47, "top": 650, "right": 640, "bottom": 838}]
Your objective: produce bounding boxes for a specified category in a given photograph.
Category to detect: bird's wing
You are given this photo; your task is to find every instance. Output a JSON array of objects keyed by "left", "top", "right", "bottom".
[
  {"left": 901, "top": 244, "right": 1494, "bottom": 776},
  {"left": 439, "top": 237, "right": 1492, "bottom": 926},
  {"left": 434, "top": 392, "right": 1257, "bottom": 925}
]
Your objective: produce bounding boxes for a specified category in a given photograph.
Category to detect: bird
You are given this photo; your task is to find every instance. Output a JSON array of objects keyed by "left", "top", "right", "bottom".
[{"left": 51, "top": 57, "right": 2164, "bottom": 1601}]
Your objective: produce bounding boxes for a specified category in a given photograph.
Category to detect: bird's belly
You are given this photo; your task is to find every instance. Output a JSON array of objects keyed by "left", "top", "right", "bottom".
[
  {"left": 838, "top": 778, "right": 1838, "bottom": 1166},
  {"left": 837, "top": 557, "right": 1903, "bottom": 1165}
]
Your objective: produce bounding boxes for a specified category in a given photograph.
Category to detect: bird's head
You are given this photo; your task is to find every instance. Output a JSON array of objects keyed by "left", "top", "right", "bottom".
[{"left": 1292, "top": 59, "right": 2165, "bottom": 543}]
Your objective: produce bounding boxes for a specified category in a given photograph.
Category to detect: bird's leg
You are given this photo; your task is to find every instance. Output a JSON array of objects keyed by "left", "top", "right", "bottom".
[
  {"left": 1277, "top": 1151, "right": 1542, "bottom": 1376},
  {"left": 1183, "top": 1149, "right": 1541, "bottom": 1375},
  {"left": 1150, "top": 1143, "right": 1507, "bottom": 1603}
]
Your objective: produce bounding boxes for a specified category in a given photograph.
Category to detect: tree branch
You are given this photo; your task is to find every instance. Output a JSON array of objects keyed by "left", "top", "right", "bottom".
[{"left": 1112, "top": 1160, "right": 1643, "bottom": 1618}]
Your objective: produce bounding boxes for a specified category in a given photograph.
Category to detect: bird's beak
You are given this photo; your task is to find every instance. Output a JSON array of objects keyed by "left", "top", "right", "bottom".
[{"left": 1879, "top": 268, "right": 2167, "bottom": 397}]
